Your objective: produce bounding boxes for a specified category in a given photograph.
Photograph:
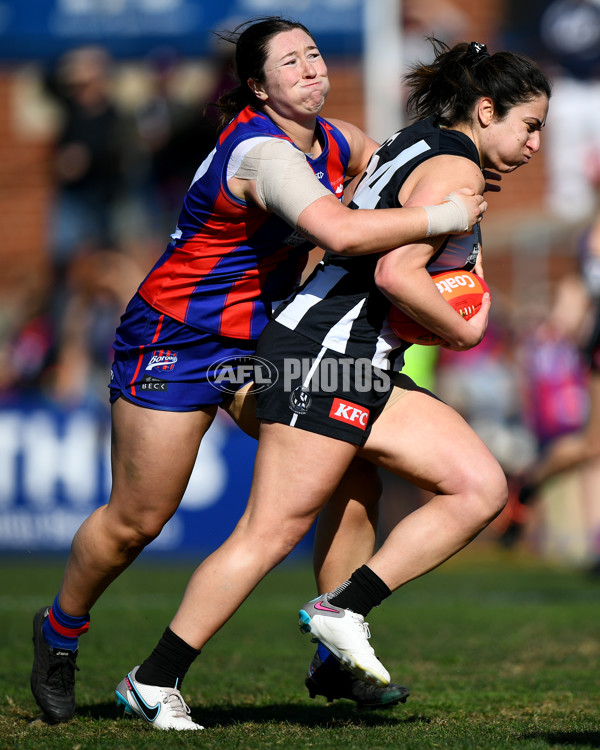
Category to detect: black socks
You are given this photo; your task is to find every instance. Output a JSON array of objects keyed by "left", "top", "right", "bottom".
[
  {"left": 328, "top": 565, "right": 392, "bottom": 617},
  {"left": 134, "top": 567, "right": 390, "bottom": 688},
  {"left": 135, "top": 627, "right": 200, "bottom": 689}
]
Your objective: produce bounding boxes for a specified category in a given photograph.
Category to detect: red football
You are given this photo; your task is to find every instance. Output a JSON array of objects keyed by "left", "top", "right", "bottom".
[{"left": 388, "top": 269, "right": 490, "bottom": 345}]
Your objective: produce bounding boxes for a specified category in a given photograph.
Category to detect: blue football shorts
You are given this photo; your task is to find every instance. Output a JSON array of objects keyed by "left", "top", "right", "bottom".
[{"left": 109, "top": 294, "right": 258, "bottom": 411}]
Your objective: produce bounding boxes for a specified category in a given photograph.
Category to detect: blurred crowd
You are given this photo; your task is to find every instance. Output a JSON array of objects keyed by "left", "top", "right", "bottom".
[
  {"left": 1, "top": 0, "right": 600, "bottom": 565},
  {"left": 0, "top": 42, "right": 232, "bottom": 407}
]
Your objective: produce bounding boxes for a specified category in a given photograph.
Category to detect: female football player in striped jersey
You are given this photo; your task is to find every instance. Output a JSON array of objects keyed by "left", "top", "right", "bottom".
[
  {"left": 31, "top": 19, "right": 486, "bottom": 729},
  {"left": 120, "top": 38, "right": 551, "bottom": 726}
]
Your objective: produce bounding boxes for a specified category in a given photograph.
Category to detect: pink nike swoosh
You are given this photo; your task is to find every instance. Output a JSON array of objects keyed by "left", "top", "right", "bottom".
[{"left": 314, "top": 601, "right": 340, "bottom": 613}]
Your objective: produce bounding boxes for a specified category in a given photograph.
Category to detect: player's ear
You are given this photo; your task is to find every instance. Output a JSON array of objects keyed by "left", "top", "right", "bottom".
[
  {"left": 248, "top": 78, "right": 268, "bottom": 101},
  {"left": 477, "top": 97, "right": 495, "bottom": 127}
]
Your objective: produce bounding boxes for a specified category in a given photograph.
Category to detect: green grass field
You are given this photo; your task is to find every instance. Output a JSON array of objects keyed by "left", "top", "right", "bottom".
[{"left": 1, "top": 548, "right": 599, "bottom": 749}]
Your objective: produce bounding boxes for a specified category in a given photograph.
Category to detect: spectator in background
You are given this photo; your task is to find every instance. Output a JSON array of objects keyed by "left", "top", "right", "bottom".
[
  {"left": 400, "top": 0, "right": 469, "bottom": 110},
  {"left": 501, "top": 217, "right": 600, "bottom": 571},
  {"left": 502, "top": 0, "right": 600, "bottom": 222},
  {"left": 0, "top": 271, "right": 53, "bottom": 402},
  {"left": 46, "top": 46, "right": 126, "bottom": 271},
  {"left": 516, "top": 275, "right": 589, "bottom": 454},
  {"left": 436, "top": 316, "right": 537, "bottom": 482},
  {"left": 401, "top": 0, "right": 468, "bottom": 59},
  {"left": 47, "top": 250, "right": 144, "bottom": 406},
  {"left": 538, "top": 0, "right": 600, "bottom": 222},
  {"left": 38, "top": 46, "right": 142, "bottom": 405},
  {"left": 126, "top": 48, "right": 219, "bottom": 240}
]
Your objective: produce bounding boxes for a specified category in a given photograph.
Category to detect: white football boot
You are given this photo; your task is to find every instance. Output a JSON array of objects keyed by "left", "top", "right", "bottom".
[
  {"left": 299, "top": 594, "right": 390, "bottom": 686},
  {"left": 115, "top": 666, "right": 203, "bottom": 731}
]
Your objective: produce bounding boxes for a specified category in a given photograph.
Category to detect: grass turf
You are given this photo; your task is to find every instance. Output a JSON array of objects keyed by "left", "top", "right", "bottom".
[{"left": 1, "top": 547, "right": 599, "bottom": 749}]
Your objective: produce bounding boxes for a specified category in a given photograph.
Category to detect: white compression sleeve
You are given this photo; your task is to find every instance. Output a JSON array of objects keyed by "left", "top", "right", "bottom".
[{"left": 233, "top": 138, "right": 333, "bottom": 226}]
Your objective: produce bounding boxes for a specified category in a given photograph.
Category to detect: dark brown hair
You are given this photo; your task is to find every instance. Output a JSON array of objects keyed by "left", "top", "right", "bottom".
[
  {"left": 213, "top": 16, "right": 316, "bottom": 130},
  {"left": 405, "top": 38, "right": 552, "bottom": 127}
]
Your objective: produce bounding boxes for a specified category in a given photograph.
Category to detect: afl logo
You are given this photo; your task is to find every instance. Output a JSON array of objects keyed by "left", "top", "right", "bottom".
[{"left": 207, "top": 355, "right": 279, "bottom": 394}]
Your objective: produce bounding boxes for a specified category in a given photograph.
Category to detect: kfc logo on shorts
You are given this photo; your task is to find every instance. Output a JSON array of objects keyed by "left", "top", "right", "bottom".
[
  {"left": 328, "top": 398, "right": 369, "bottom": 430},
  {"left": 146, "top": 350, "right": 178, "bottom": 371}
]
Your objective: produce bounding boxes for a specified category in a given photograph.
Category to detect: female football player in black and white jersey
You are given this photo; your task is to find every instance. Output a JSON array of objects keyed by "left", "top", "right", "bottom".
[
  {"left": 31, "top": 19, "right": 488, "bottom": 730},
  {"left": 124, "top": 38, "right": 551, "bottom": 708}
]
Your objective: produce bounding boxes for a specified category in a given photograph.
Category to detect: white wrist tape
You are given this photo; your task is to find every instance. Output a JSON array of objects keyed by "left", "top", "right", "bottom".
[{"left": 423, "top": 192, "right": 470, "bottom": 237}]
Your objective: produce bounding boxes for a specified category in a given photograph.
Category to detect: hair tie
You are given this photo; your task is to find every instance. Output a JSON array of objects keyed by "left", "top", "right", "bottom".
[{"left": 466, "top": 41, "right": 490, "bottom": 66}]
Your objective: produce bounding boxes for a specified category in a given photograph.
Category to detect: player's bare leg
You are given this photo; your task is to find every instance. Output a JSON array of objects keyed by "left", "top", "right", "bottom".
[
  {"left": 358, "top": 387, "right": 507, "bottom": 590},
  {"left": 224, "top": 384, "right": 382, "bottom": 592},
  {"left": 313, "top": 457, "right": 381, "bottom": 592},
  {"left": 299, "top": 387, "right": 506, "bottom": 685},
  {"left": 31, "top": 398, "right": 216, "bottom": 723},
  {"left": 168, "top": 422, "right": 358, "bottom": 648},
  {"left": 59, "top": 398, "right": 217, "bottom": 615}
]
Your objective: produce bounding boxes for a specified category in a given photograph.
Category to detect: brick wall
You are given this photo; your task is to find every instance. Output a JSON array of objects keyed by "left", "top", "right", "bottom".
[{"left": 0, "top": 73, "right": 53, "bottom": 294}]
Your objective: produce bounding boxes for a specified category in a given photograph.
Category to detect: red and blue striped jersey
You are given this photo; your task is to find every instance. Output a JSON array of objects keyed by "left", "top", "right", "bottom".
[{"left": 137, "top": 106, "right": 350, "bottom": 340}]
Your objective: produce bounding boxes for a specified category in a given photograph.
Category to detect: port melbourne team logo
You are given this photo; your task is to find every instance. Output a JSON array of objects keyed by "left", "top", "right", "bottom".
[{"left": 207, "top": 355, "right": 279, "bottom": 394}]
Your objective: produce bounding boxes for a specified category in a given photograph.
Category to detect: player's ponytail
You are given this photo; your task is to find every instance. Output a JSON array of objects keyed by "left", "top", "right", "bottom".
[{"left": 405, "top": 37, "right": 551, "bottom": 127}]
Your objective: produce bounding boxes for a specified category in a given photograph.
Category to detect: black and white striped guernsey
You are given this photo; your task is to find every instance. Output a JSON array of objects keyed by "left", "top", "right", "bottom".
[{"left": 272, "top": 116, "right": 483, "bottom": 372}]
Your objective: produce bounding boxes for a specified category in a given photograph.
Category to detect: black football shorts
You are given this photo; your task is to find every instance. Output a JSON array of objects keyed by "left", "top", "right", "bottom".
[{"left": 254, "top": 322, "right": 395, "bottom": 446}]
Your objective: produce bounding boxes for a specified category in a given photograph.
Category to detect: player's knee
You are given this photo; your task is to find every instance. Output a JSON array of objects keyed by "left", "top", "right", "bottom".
[
  {"left": 463, "top": 461, "right": 508, "bottom": 525},
  {"left": 481, "top": 468, "right": 508, "bottom": 521},
  {"left": 131, "top": 516, "right": 168, "bottom": 546},
  {"left": 485, "top": 467, "right": 508, "bottom": 520},
  {"left": 261, "top": 516, "right": 316, "bottom": 563},
  {"left": 108, "top": 509, "right": 170, "bottom": 550}
]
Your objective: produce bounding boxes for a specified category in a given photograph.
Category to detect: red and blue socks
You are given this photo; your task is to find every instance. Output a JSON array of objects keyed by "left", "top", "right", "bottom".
[{"left": 42, "top": 595, "right": 90, "bottom": 652}]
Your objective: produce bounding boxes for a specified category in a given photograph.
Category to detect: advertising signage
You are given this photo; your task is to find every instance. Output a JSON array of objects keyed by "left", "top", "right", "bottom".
[
  {"left": 0, "top": 398, "right": 321, "bottom": 558},
  {"left": 0, "top": 0, "right": 363, "bottom": 61}
]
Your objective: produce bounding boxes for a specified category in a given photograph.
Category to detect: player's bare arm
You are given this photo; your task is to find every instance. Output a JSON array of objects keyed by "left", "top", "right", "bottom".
[
  {"left": 230, "top": 139, "right": 485, "bottom": 257},
  {"left": 375, "top": 155, "right": 490, "bottom": 350}
]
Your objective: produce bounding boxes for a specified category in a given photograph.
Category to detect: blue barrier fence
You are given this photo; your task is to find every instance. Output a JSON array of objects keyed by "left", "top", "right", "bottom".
[{"left": 0, "top": 397, "right": 314, "bottom": 558}]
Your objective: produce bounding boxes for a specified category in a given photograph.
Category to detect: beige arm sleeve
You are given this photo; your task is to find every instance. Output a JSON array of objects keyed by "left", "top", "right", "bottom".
[
  {"left": 233, "top": 138, "right": 333, "bottom": 226},
  {"left": 423, "top": 193, "right": 471, "bottom": 236}
]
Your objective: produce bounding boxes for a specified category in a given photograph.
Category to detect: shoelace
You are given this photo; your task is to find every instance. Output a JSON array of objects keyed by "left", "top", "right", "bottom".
[
  {"left": 47, "top": 654, "right": 79, "bottom": 692},
  {"left": 348, "top": 611, "right": 372, "bottom": 640},
  {"left": 345, "top": 612, "right": 376, "bottom": 656},
  {"left": 162, "top": 689, "right": 192, "bottom": 719}
]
